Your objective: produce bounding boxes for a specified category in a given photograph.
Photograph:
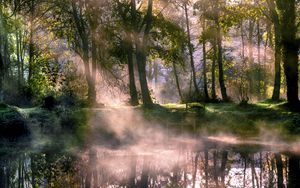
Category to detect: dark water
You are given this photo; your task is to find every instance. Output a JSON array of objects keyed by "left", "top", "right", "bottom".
[{"left": 1, "top": 139, "right": 300, "bottom": 188}]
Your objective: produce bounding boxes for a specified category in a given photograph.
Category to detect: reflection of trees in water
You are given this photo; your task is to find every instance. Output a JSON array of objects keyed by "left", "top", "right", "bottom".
[{"left": 1, "top": 148, "right": 300, "bottom": 188}]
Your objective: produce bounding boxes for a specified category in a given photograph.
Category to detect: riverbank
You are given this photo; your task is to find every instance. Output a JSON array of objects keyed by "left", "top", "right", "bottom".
[{"left": 1, "top": 100, "right": 299, "bottom": 147}]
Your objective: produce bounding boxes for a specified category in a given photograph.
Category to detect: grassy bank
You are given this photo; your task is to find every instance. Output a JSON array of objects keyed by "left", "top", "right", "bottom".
[{"left": 140, "top": 101, "right": 300, "bottom": 140}]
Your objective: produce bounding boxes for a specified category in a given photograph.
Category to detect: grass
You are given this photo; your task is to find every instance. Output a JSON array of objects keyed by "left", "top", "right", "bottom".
[{"left": 138, "top": 100, "right": 300, "bottom": 140}]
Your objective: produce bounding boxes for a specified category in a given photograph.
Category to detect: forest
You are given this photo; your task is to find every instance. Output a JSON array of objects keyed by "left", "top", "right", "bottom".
[{"left": 0, "top": 0, "right": 300, "bottom": 187}]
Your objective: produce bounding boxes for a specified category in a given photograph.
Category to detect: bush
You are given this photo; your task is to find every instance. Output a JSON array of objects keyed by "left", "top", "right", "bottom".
[{"left": 0, "top": 105, "right": 30, "bottom": 140}]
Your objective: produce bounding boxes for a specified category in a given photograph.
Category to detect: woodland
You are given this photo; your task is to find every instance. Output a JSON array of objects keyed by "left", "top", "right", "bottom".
[{"left": 0, "top": 0, "right": 300, "bottom": 188}]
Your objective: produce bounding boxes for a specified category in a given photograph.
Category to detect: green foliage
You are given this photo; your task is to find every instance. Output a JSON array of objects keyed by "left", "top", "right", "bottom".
[
  {"left": 58, "top": 61, "right": 88, "bottom": 107},
  {"left": 150, "top": 15, "right": 187, "bottom": 67}
]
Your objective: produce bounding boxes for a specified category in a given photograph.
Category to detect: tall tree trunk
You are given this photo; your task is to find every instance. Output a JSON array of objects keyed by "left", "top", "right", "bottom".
[
  {"left": 28, "top": 1, "right": 35, "bottom": 83},
  {"left": 276, "top": 0, "right": 299, "bottom": 105},
  {"left": 216, "top": 28, "right": 228, "bottom": 101},
  {"left": 272, "top": 24, "right": 281, "bottom": 100},
  {"left": 90, "top": 39, "right": 97, "bottom": 103},
  {"left": 72, "top": 2, "right": 95, "bottom": 104},
  {"left": 135, "top": 0, "right": 154, "bottom": 107},
  {"left": 215, "top": 1, "right": 228, "bottom": 101},
  {"left": 20, "top": 30, "right": 24, "bottom": 84},
  {"left": 257, "top": 20, "right": 262, "bottom": 99},
  {"left": 127, "top": 43, "right": 139, "bottom": 106},
  {"left": 83, "top": 44, "right": 94, "bottom": 104},
  {"left": 203, "top": 40, "right": 209, "bottom": 101},
  {"left": 136, "top": 42, "right": 153, "bottom": 107},
  {"left": 16, "top": 26, "right": 21, "bottom": 88},
  {"left": 267, "top": 0, "right": 282, "bottom": 101},
  {"left": 184, "top": 2, "right": 199, "bottom": 97},
  {"left": 172, "top": 61, "right": 183, "bottom": 102},
  {"left": 248, "top": 20, "right": 255, "bottom": 96},
  {"left": 212, "top": 39, "right": 217, "bottom": 100}
]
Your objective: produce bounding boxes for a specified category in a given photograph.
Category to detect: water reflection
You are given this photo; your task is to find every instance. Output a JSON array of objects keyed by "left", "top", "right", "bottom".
[{"left": 1, "top": 144, "right": 300, "bottom": 188}]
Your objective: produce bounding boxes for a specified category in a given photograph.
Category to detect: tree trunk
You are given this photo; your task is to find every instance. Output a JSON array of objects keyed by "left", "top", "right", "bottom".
[
  {"left": 136, "top": 42, "right": 153, "bottom": 107},
  {"left": 28, "top": 1, "right": 35, "bottom": 83},
  {"left": 127, "top": 44, "right": 139, "bottom": 106},
  {"left": 184, "top": 3, "right": 199, "bottom": 97},
  {"left": 90, "top": 40, "right": 97, "bottom": 103},
  {"left": 248, "top": 20, "right": 255, "bottom": 96},
  {"left": 268, "top": 0, "right": 282, "bottom": 101},
  {"left": 212, "top": 39, "right": 217, "bottom": 100},
  {"left": 215, "top": 1, "right": 228, "bottom": 101},
  {"left": 276, "top": 0, "right": 299, "bottom": 105},
  {"left": 272, "top": 23, "right": 281, "bottom": 100},
  {"left": 83, "top": 46, "right": 95, "bottom": 104},
  {"left": 72, "top": 2, "right": 95, "bottom": 104},
  {"left": 257, "top": 20, "right": 262, "bottom": 99},
  {"left": 172, "top": 62, "right": 183, "bottom": 102},
  {"left": 203, "top": 40, "right": 209, "bottom": 101},
  {"left": 216, "top": 28, "right": 228, "bottom": 101},
  {"left": 16, "top": 27, "right": 21, "bottom": 88},
  {"left": 20, "top": 30, "right": 24, "bottom": 84},
  {"left": 134, "top": 0, "right": 154, "bottom": 107}
]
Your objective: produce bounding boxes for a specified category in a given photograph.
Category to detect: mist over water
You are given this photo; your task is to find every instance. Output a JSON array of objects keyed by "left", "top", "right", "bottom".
[{"left": 1, "top": 107, "right": 300, "bottom": 188}]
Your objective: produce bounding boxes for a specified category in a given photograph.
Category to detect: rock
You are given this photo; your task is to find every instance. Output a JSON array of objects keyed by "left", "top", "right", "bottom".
[{"left": 0, "top": 105, "right": 29, "bottom": 140}]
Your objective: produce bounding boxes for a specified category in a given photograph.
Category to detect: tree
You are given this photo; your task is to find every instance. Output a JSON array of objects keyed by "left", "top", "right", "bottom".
[
  {"left": 183, "top": 1, "right": 200, "bottom": 98},
  {"left": 214, "top": 0, "right": 229, "bottom": 101},
  {"left": 194, "top": 0, "right": 210, "bottom": 101},
  {"left": 113, "top": 0, "right": 139, "bottom": 105},
  {"left": 276, "top": 0, "right": 299, "bottom": 105},
  {"left": 132, "top": 0, "right": 154, "bottom": 107},
  {"left": 266, "top": 0, "right": 282, "bottom": 101},
  {"left": 71, "top": 1, "right": 96, "bottom": 103}
]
